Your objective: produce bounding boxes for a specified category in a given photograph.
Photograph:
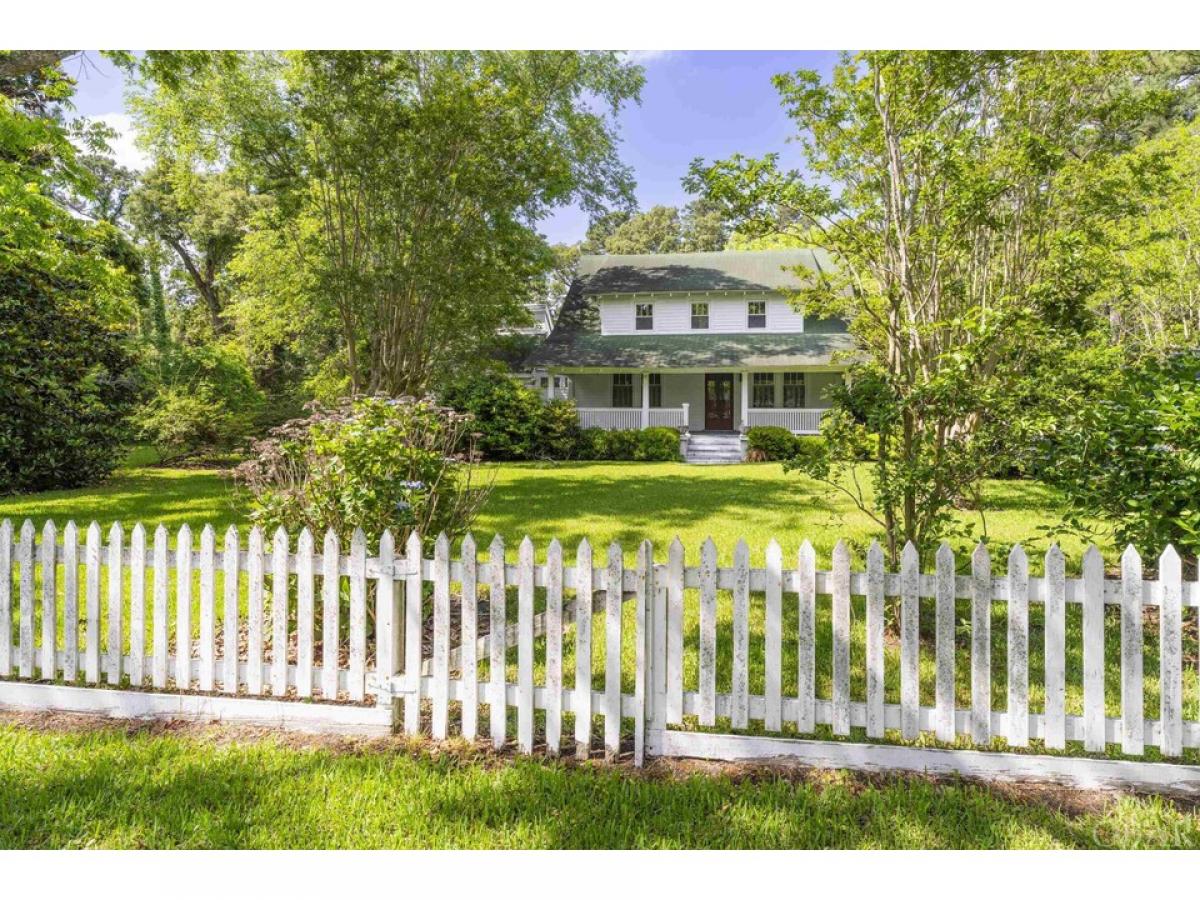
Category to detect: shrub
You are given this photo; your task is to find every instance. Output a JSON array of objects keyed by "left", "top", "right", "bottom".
[
  {"left": 580, "top": 427, "right": 681, "bottom": 461},
  {"left": 438, "top": 369, "right": 581, "bottom": 460},
  {"left": 745, "top": 425, "right": 800, "bottom": 461},
  {"left": 0, "top": 270, "right": 141, "bottom": 493},
  {"left": 135, "top": 344, "right": 263, "bottom": 462},
  {"left": 234, "top": 395, "right": 490, "bottom": 545}
]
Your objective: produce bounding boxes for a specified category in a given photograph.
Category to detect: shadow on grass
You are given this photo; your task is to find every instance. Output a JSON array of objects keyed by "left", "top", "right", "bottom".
[{"left": 3, "top": 721, "right": 1194, "bottom": 848}]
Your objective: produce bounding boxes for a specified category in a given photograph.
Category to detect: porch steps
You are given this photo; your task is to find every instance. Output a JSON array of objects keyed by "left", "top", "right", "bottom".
[{"left": 685, "top": 431, "right": 744, "bottom": 464}]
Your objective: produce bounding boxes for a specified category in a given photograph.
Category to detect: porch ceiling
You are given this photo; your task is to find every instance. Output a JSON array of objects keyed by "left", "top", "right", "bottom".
[{"left": 526, "top": 331, "right": 857, "bottom": 370}]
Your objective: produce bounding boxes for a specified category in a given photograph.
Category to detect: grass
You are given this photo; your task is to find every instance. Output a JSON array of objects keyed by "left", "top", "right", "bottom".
[
  {"left": 0, "top": 458, "right": 1105, "bottom": 568},
  {"left": 1, "top": 717, "right": 1198, "bottom": 849}
]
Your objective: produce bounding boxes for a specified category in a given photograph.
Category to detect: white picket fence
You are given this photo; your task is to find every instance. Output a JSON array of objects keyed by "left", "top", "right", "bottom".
[{"left": 2, "top": 518, "right": 1199, "bottom": 793}]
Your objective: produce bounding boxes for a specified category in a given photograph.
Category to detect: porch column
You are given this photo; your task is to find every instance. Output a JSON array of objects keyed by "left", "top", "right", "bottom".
[
  {"left": 641, "top": 370, "right": 650, "bottom": 429},
  {"left": 545, "top": 372, "right": 554, "bottom": 402},
  {"left": 740, "top": 370, "right": 749, "bottom": 431}
]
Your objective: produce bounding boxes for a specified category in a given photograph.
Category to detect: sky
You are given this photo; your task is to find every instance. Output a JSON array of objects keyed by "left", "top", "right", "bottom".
[{"left": 67, "top": 50, "right": 839, "bottom": 245}]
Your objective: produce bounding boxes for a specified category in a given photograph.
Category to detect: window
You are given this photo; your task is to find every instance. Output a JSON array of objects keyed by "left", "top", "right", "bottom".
[
  {"left": 612, "top": 373, "right": 634, "bottom": 407},
  {"left": 635, "top": 303, "right": 654, "bottom": 331},
  {"left": 752, "top": 372, "right": 776, "bottom": 408},
  {"left": 747, "top": 300, "right": 767, "bottom": 329},
  {"left": 783, "top": 372, "right": 806, "bottom": 408},
  {"left": 691, "top": 301, "right": 709, "bottom": 330},
  {"left": 648, "top": 373, "right": 662, "bottom": 408}
]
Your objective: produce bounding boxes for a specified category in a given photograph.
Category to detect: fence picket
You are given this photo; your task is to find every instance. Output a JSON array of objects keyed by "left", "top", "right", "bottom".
[
  {"left": 348, "top": 528, "right": 367, "bottom": 702},
  {"left": 433, "top": 533, "right": 451, "bottom": 740},
  {"left": 246, "top": 526, "right": 264, "bottom": 695},
  {"left": 295, "top": 528, "right": 312, "bottom": 697},
  {"left": 459, "top": 534, "right": 478, "bottom": 742},
  {"left": 487, "top": 534, "right": 505, "bottom": 748},
  {"left": 198, "top": 525, "right": 216, "bottom": 691},
  {"left": 518, "top": 536, "right": 535, "bottom": 753},
  {"left": 900, "top": 541, "right": 919, "bottom": 741},
  {"left": 1120, "top": 545, "right": 1144, "bottom": 755},
  {"left": 731, "top": 539, "right": 750, "bottom": 730},
  {"left": 223, "top": 526, "right": 240, "bottom": 694},
  {"left": 832, "top": 540, "right": 851, "bottom": 736},
  {"left": 545, "top": 538, "right": 563, "bottom": 755},
  {"left": 574, "top": 538, "right": 593, "bottom": 758},
  {"left": 1082, "top": 545, "right": 1106, "bottom": 752},
  {"left": 0, "top": 520, "right": 10, "bottom": 677},
  {"left": 666, "top": 537, "right": 684, "bottom": 726},
  {"left": 107, "top": 522, "right": 124, "bottom": 686},
  {"left": 86, "top": 522, "right": 102, "bottom": 684},
  {"left": 1044, "top": 544, "right": 1066, "bottom": 750},
  {"left": 699, "top": 537, "right": 718, "bottom": 727},
  {"left": 1006, "top": 544, "right": 1029, "bottom": 747},
  {"left": 270, "top": 528, "right": 289, "bottom": 697},
  {"left": 175, "top": 524, "right": 192, "bottom": 689},
  {"left": 764, "top": 539, "right": 782, "bottom": 732},
  {"left": 405, "top": 531, "right": 424, "bottom": 735},
  {"left": 322, "top": 530, "right": 340, "bottom": 700},
  {"left": 1159, "top": 545, "right": 1183, "bottom": 757},
  {"left": 935, "top": 543, "right": 955, "bottom": 742},
  {"left": 797, "top": 540, "right": 816, "bottom": 734},
  {"left": 63, "top": 522, "right": 79, "bottom": 682},
  {"left": 128, "top": 522, "right": 145, "bottom": 685},
  {"left": 866, "top": 540, "right": 884, "bottom": 739},
  {"left": 18, "top": 520, "right": 33, "bottom": 679},
  {"left": 40, "top": 520, "right": 57, "bottom": 680},
  {"left": 971, "top": 543, "right": 991, "bottom": 745},
  {"left": 604, "top": 541, "right": 623, "bottom": 760},
  {"left": 634, "top": 540, "right": 652, "bottom": 766},
  {"left": 375, "top": 530, "right": 398, "bottom": 720},
  {"left": 153, "top": 525, "right": 169, "bottom": 689}
]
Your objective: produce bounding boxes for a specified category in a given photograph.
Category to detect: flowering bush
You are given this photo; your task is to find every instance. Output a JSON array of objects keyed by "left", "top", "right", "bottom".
[{"left": 234, "top": 395, "right": 490, "bottom": 545}]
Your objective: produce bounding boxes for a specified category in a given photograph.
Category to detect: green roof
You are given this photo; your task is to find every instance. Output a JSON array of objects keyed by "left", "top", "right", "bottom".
[
  {"left": 578, "top": 248, "right": 836, "bottom": 294},
  {"left": 526, "top": 250, "right": 855, "bottom": 371}
]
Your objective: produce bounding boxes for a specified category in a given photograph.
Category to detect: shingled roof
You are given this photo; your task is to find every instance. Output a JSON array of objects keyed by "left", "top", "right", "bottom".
[
  {"left": 525, "top": 249, "right": 855, "bottom": 371},
  {"left": 577, "top": 248, "right": 836, "bottom": 294}
]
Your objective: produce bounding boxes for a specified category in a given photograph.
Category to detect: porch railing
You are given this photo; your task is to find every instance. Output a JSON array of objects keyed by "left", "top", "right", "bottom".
[
  {"left": 745, "top": 408, "right": 828, "bottom": 434},
  {"left": 578, "top": 404, "right": 688, "bottom": 431}
]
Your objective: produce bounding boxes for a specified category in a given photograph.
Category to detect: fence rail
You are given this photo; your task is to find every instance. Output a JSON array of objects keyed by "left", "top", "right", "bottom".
[
  {"left": 745, "top": 407, "right": 827, "bottom": 433},
  {"left": 3, "top": 518, "right": 1199, "bottom": 792},
  {"left": 577, "top": 405, "right": 688, "bottom": 430}
]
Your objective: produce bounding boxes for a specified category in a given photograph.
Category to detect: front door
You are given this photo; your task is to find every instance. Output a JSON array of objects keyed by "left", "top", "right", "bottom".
[{"left": 704, "top": 373, "right": 734, "bottom": 430}]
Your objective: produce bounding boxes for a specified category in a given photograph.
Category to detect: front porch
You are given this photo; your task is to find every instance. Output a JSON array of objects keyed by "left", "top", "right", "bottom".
[{"left": 552, "top": 369, "right": 838, "bottom": 435}]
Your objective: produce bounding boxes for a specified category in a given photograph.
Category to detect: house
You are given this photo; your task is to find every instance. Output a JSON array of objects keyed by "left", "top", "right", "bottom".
[{"left": 525, "top": 249, "right": 855, "bottom": 461}]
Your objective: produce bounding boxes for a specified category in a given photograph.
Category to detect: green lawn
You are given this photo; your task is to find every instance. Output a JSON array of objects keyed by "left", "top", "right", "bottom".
[
  {"left": 1, "top": 718, "right": 1197, "bottom": 849},
  {"left": 0, "top": 458, "right": 1106, "bottom": 568}
]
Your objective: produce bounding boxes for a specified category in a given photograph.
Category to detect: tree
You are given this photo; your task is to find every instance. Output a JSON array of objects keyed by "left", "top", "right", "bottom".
[
  {"left": 591, "top": 198, "right": 730, "bottom": 255},
  {"left": 126, "top": 162, "right": 267, "bottom": 334},
  {"left": 688, "top": 51, "right": 1177, "bottom": 559},
  {"left": 133, "top": 51, "right": 643, "bottom": 396}
]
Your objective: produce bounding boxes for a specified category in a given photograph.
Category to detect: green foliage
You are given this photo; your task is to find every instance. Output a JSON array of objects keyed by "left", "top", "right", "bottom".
[
  {"left": 1039, "top": 351, "right": 1200, "bottom": 555},
  {"left": 592, "top": 199, "right": 730, "bottom": 255},
  {"left": 0, "top": 270, "right": 141, "bottom": 493},
  {"left": 134, "top": 343, "right": 263, "bottom": 463},
  {"left": 234, "top": 396, "right": 490, "bottom": 545},
  {"left": 581, "top": 427, "right": 681, "bottom": 461},
  {"left": 745, "top": 426, "right": 801, "bottom": 461},
  {"left": 439, "top": 370, "right": 583, "bottom": 461}
]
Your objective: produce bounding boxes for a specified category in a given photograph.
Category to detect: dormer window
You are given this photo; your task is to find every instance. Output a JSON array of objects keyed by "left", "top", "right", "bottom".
[
  {"left": 747, "top": 300, "right": 767, "bottom": 329},
  {"left": 690, "top": 302, "right": 709, "bottom": 329},
  {"left": 635, "top": 303, "right": 654, "bottom": 330}
]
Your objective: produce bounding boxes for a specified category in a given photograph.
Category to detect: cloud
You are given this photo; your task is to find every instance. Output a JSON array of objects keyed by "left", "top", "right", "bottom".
[
  {"left": 622, "top": 51, "right": 675, "bottom": 65},
  {"left": 76, "top": 112, "right": 150, "bottom": 172}
]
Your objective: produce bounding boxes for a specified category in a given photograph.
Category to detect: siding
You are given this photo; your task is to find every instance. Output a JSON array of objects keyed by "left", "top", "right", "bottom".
[{"left": 597, "top": 295, "right": 805, "bottom": 336}]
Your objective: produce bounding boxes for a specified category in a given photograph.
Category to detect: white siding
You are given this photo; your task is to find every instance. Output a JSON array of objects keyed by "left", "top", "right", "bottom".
[{"left": 597, "top": 294, "right": 804, "bottom": 336}]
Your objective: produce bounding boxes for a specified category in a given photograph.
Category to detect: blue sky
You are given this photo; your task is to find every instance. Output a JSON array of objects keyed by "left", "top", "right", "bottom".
[{"left": 69, "top": 50, "right": 839, "bottom": 245}]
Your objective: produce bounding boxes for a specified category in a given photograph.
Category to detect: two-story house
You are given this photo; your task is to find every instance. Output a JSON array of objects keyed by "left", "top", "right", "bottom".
[{"left": 525, "top": 249, "right": 855, "bottom": 461}]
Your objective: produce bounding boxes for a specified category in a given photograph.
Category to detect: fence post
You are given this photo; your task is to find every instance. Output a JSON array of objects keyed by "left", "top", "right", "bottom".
[{"left": 634, "top": 539, "right": 655, "bottom": 767}]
